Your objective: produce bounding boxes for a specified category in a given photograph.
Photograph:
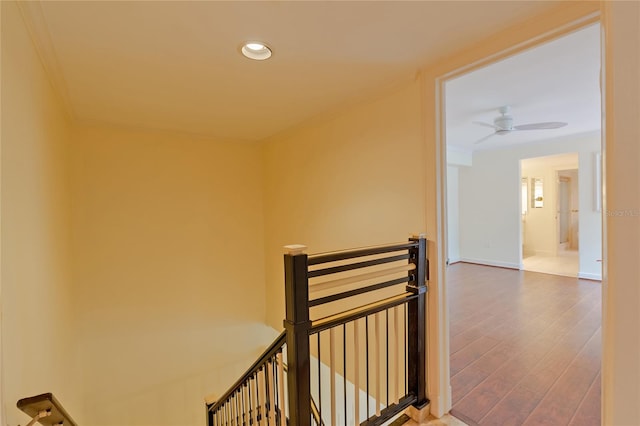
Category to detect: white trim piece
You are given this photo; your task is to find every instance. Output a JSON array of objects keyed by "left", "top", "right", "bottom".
[
  {"left": 373, "top": 312, "right": 381, "bottom": 417},
  {"left": 283, "top": 244, "right": 307, "bottom": 255},
  {"left": 329, "top": 328, "right": 337, "bottom": 426},
  {"left": 447, "top": 257, "right": 461, "bottom": 265},
  {"left": 459, "top": 258, "right": 521, "bottom": 270},
  {"left": 353, "top": 320, "right": 360, "bottom": 424},
  {"left": 231, "top": 393, "right": 237, "bottom": 426},
  {"left": 393, "top": 306, "right": 400, "bottom": 405},
  {"left": 578, "top": 272, "right": 602, "bottom": 281}
]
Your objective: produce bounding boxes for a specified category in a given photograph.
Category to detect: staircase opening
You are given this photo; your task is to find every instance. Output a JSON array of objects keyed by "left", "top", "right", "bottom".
[{"left": 206, "top": 237, "right": 429, "bottom": 425}]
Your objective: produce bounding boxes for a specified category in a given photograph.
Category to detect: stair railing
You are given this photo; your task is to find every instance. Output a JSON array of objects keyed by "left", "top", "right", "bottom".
[
  {"left": 284, "top": 235, "right": 428, "bottom": 426},
  {"left": 207, "top": 235, "right": 428, "bottom": 426},
  {"left": 205, "top": 336, "right": 325, "bottom": 425},
  {"left": 207, "top": 331, "right": 287, "bottom": 426}
]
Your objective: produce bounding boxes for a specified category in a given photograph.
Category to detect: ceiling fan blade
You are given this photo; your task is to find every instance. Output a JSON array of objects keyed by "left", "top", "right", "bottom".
[
  {"left": 513, "top": 122, "right": 568, "bottom": 131},
  {"left": 472, "top": 121, "right": 499, "bottom": 130},
  {"left": 474, "top": 133, "right": 497, "bottom": 145}
]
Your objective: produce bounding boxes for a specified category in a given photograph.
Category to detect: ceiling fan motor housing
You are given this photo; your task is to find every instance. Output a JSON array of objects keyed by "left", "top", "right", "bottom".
[{"left": 494, "top": 114, "right": 514, "bottom": 132}]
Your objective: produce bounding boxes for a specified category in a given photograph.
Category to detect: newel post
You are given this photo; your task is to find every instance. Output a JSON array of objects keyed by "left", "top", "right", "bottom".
[
  {"left": 407, "top": 234, "right": 429, "bottom": 408},
  {"left": 283, "top": 244, "right": 312, "bottom": 426}
]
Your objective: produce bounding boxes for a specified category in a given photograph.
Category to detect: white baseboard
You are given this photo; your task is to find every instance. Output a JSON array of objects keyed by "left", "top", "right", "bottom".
[
  {"left": 426, "top": 394, "right": 447, "bottom": 418},
  {"left": 578, "top": 272, "right": 602, "bottom": 281},
  {"left": 459, "top": 258, "right": 521, "bottom": 270},
  {"left": 448, "top": 256, "right": 461, "bottom": 265}
]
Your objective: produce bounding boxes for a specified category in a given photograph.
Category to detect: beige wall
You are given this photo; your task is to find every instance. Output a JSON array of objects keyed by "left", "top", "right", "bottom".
[
  {"left": 1, "top": 2, "right": 4, "bottom": 423},
  {"left": 70, "top": 124, "right": 273, "bottom": 425},
  {"left": 1, "top": 2, "right": 81, "bottom": 424},
  {"left": 1, "top": 4, "right": 277, "bottom": 423},
  {"left": 456, "top": 133, "right": 603, "bottom": 278},
  {"left": 1, "top": 1, "right": 640, "bottom": 425},
  {"left": 262, "top": 80, "right": 427, "bottom": 330}
]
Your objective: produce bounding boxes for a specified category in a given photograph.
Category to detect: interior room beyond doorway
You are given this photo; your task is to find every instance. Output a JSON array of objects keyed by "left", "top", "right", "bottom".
[{"left": 521, "top": 153, "right": 582, "bottom": 278}]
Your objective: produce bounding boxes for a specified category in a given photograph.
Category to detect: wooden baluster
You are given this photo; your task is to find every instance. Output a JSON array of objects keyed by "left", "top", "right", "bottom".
[
  {"left": 330, "top": 327, "right": 337, "bottom": 425},
  {"left": 232, "top": 394, "right": 236, "bottom": 426},
  {"left": 393, "top": 305, "right": 400, "bottom": 404},
  {"left": 236, "top": 391, "right": 240, "bottom": 426}
]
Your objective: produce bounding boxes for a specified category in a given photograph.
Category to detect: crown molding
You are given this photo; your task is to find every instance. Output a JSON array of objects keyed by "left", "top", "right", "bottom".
[{"left": 16, "top": 0, "right": 75, "bottom": 121}]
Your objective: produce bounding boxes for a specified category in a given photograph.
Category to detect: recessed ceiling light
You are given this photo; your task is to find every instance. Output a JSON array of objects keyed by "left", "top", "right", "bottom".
[{"left": 241, "top": 42, "right": 272, "bottom": 61}]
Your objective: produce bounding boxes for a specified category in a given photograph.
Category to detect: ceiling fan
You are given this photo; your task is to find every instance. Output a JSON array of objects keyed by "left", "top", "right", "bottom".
[{"left": 473, "top": 106, "right": 568, "bottom": 144}]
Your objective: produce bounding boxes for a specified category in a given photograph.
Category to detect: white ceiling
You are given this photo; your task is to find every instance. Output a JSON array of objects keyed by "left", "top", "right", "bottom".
[
  {"left": 445, "top": 23, "right": 601, "bottom": 151},
  {"left": 29, "top": 1, "right": 564, "bottom": 142}
]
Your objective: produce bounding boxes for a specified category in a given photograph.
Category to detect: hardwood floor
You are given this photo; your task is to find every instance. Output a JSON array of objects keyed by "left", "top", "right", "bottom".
[{"left": 447, "top": 263, "right": 601, "bottom": 426}]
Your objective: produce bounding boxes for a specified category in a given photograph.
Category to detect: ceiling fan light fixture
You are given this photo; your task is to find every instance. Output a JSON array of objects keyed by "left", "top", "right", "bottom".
[
  {"left": 241, "top": 41, "right": 272, "bottom": 61},
  {"left": 494, "top": 115, "right": 513, "bottom": 131},
  {"left": 473, "top": 105, "right": 568, "bottom": 145}
]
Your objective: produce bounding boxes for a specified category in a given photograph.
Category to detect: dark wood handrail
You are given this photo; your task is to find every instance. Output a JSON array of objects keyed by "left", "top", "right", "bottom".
[{"left": 207, "top": 330, "right": 286, "bottom": 413}]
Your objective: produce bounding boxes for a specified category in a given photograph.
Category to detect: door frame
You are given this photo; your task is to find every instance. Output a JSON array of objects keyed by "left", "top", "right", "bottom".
[
  {"left": 422, "top": 2, "right": 602, "bottom": 418},
  {"left": 556, "top": 170, "right": 578, "bottom": 253}
]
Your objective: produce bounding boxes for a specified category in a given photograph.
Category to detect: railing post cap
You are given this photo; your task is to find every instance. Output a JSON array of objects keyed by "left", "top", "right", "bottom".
[
  {"left": 411, "top": 233, "right": 426, "bottom": 239},
  {"left": 204, "top": 393, "right": 217, "bottom": 405},
  {"left": 284, "top": 244, "right": 307, "bottom": 255}
]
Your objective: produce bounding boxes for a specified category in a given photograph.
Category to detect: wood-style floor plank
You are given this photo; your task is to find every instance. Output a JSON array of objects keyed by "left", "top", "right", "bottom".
[
  {"left": 448, "top": 263, "right": 601, "bottom": 426},
  {"left": 451, "top": 363, "right": 492, "bottom": 404},
  {"left": 569, "top": 373, "right": 601, "bottom": 426},
  {"left": 480, "top": 384, "right": 543, "bottom": 426}
]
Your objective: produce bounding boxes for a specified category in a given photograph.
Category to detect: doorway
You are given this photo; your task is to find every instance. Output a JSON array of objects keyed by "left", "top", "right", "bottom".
[
  {"left": 442, "top": 22, "right": 602, "bottom": 424},
  {"left": 558, "top": 169, "right": 579, "bottom": 251},
  {"left": 520, "top": 154, "right": 585, "bottom": 278}
]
